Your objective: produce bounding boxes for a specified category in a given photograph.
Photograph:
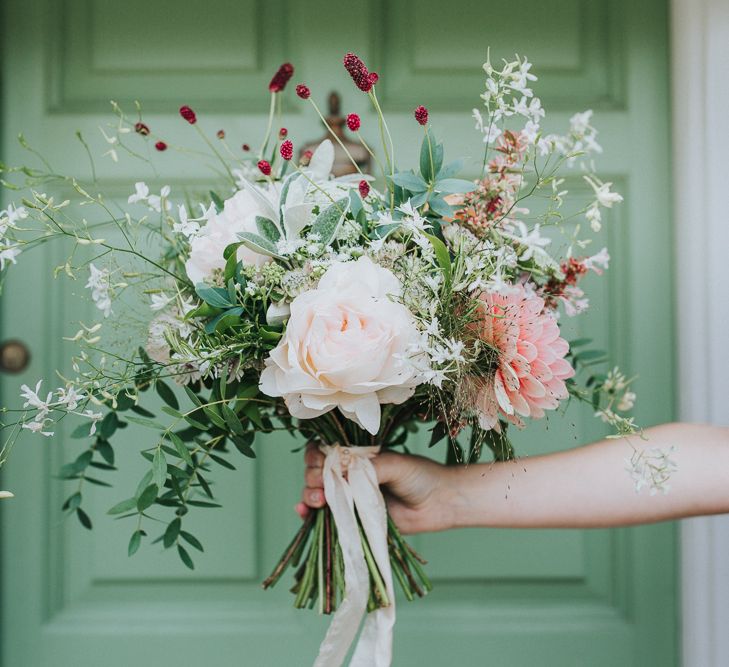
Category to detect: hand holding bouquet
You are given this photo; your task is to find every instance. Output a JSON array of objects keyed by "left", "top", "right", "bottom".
[{"left": 0, "top": 51, "right": 645, "bottom": 665}]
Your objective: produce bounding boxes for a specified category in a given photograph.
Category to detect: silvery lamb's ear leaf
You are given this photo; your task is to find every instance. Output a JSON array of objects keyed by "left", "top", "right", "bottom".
[
  {"left": 236, "top": 174, "right": 278, "bottom": 222},
  {"left": 283, "top": 202, "right": 313, "bottom": 239},
  {"left": 237, "top": 232, "right": 286, "bottom": 260},
  {"left": 310, "top": 198, "right": 349, "bottom": 246},
  {"left": 255, "top": 216, "right": 281, "bottom": 242},
  {"left": 308, "top": 139, "right": 335, "bottom": 181}
]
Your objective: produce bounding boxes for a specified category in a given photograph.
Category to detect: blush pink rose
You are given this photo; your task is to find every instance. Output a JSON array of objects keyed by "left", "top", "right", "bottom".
[
  {"left": 259, "top": 256, "right": 421, "bottom": 434},
  {"left": 474, "top": 284, "right": 575, "bottom": 430}
]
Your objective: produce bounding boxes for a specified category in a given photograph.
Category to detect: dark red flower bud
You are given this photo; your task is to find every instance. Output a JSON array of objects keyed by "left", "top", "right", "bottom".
[
  {"left": 242, "top": 143, "right": 250, "bottom": 152},
  {"left": 134, "top": 122, "right": 150, "bottom": 136},
  {"left": 414, "top": 105, "right": 429, "bottom": 126},
  {"left": 179, "top": 105, "right": 197, "bottom": 124},
  {"left": 258, "top": 159, "right": 272, "bottom": 175},
  {"left": 368, "top": 72, "right": 379, "bottom": 85},
  {"left": 343, "top": 52, "right": 375, "bottom": 92},
  {"left": 155, "top": 141, "right": 168, "bottom": 151},
  {"left": 358, "top": 180, "right": 370, "bottom": 199},
  {"left": 300, "top": 149, "right": 313, "bottom": 166},
  {"left": 295, "top": 84, "right": 311, "bottom": 99},
  {"left": 269, "top": 63, "right": 294, "bottom": 93},
  {"left": 280, "top": 140, "right": 293, "bottom": 161},
  {"left": 279, "top": 127, "right": 288, "bottom": 139},
  {"left": 346, "top": 113, "right": 361, "bottom": 132},
  {"left": 216, "top": 129, "right": 225, "bottom": 139}
]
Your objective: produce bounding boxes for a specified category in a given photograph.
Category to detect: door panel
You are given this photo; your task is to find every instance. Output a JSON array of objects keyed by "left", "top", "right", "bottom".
[{"left": 1, "top": 0, "right": 676, "bottom": 665}]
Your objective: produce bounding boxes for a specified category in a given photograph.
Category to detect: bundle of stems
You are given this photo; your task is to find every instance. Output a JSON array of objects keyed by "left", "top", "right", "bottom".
[{"left": 263, "top": 506, "right": 431, "bottom": 613}]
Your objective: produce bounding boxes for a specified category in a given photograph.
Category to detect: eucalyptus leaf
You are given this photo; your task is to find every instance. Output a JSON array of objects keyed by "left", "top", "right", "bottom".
[
  {"left": 194, "top": 283, "right": 234, "bottom": 309},
  {"left": 152, "top": 448, "right": 167, "bottom": 490},
  {"left": 434, "top": 178, "right": 475, "bottom": 194},
  {"left": 136, "top": 483, "right": 158, "bottom": 512},
  {"left": 390, "top": 172, "right": 428, "bottom": 192},
  {"left": 155, "top": 380, "right": 179, "bottom": 410}
]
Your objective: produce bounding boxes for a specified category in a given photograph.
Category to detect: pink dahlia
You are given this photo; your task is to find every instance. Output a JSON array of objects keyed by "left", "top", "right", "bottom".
[{"left": 473, "top": 284, "right": 574, "bottom": 431}]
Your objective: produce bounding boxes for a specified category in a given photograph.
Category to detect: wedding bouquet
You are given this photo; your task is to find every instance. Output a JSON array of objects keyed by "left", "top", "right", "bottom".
[{"left": 0, "top": 52, "right": 643, "bottom": 665}]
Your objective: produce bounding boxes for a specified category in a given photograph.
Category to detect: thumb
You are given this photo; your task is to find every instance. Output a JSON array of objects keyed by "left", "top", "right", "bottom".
[{"left": 372, "top": 451, "right": 403, "bottom": 487}]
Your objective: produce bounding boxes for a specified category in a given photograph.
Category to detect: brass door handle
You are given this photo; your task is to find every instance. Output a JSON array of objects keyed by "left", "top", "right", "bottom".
[{"left": 0, "top": 340, "right": 31, "bottom": 374}]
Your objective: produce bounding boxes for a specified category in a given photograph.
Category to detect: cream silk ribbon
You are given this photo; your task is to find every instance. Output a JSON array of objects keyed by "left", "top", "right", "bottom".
[{"left": 313, "top": 445, "right": 396, "bottom": 667}]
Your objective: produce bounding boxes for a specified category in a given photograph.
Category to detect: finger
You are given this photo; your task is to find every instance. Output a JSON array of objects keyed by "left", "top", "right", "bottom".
[
  {"left": 302, "top": 486, "right": 326, "bottom": 508},
  {"left": 304, "top": 443, "right": 324, "bottom": 468},
  {"left": 304, "top": 465, "right": 323, "bottom": 489},
  {"left": 294, "top": 502, "right": 310, "bottom": 519}
]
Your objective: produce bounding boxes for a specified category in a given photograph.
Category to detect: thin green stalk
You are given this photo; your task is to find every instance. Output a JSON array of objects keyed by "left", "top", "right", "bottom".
[
  {"left": 307, "top": 98, "right": 363, "bottom": 175},
  {"left": 259, "top": 93, "right": 277, "bottom": 159}
]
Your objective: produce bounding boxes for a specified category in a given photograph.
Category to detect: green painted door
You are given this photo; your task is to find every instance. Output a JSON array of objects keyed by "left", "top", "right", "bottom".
[{"left": 1, "top": 0, "right": 676, "bottom": 665}]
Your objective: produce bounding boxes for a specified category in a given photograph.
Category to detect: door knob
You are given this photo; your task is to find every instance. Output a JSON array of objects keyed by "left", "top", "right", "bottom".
[{"left": 0, "top": 340, "right": 31, "bottom": 374}]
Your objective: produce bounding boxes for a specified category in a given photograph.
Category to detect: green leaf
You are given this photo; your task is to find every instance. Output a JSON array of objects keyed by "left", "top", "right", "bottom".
[
  {"left": 420, "top": 128, "right": 437, "bottom": 182},
  {"left": 436, "top": 159, "right": 464, "bottom": 180},
  {"left": 204, "top": 307, "right": 244, "bottom": 335},
  {"left": 177, "top": 544, "right": 195, "bottom": 570},
  {"left": 222, "top": 404, "right": 244, "bottom": 435},
  {"left": 183, "top": 386, "right": 203, "bottom": 407},
  {"left": 128, "top": 529, "right": 144, "bottom": 556},
  {"left": 163, "top": 517, "right": 182, "bottom": 549},
  {"left": 167, "top": 432, "right": 193, "bottom": 466},
  {"left": 255, "top": 216, "right": 281, "bottom": 242},
  {"left": 152, "top": 448, "right": 167, "bottom": 490},
  {"left": 183, "top": 414, "right": 209, "bottom": 431},
  {"left": 390, "top": 171, "right": 428, "bottom": 192},
  {"left": 135, "top": 469, "right": 154, "bottom": 498},
  {"left": 242, "top": 402, "right": 263, "bottom": 429},
  {"left": 348, "top": 189, "right": 363, "bottom": 218},
  {"left": 569, "top": 337, "right": 593, "bottom": 348},
  {"left": 209, "top": 453, "right": 236, "bottom": 470},
  {"left": 372, "top": 223, "right": 401, "bottom": 240},
  {"left": 186, "top": 500, "right": 222, "bottom": 508},
  {"left": 434, "top": 178, "right": 475, "bottom": 194},
  {"left": 98, "top": 412, "right": 119, "bottom": 439},
  {"left": 237, "top": 232, "right": 285, "bottom": 260},
  {"left": 155, "top": 380, "right": 179, "bottom": 410},
  {"left": 70, "top": 422, "right": 94, "bottom": 439},
  {"left": 424, "top": 233, "right": 451, "bottom": 282},
  {"left": 428, "top": 196, "right": 455, "bottom": 218},
  {"left": 428, "top": 421, "right": 448, "bottom": 448},
  {"left": 136, "top": 483, "right": 158, "bottom": 512},
  {"left": 130, "top": 404, "right": 155, "bottom": 418},
  {"left": 186, "top": 302, "right": 222, "bottom": 320},
  {"left": 96, "top": 439, "right": 115, "bottom": 465},
  {"left": 62, "top": 492, "right": 82, "bottom": 512},
  {"left": 180, "top": 531, "right": 204, "bottom": 552},
  {"left": 194, "top": 283, "right": 234, "bottom": 309},
  {"left": 310, "top": 198, "right": 348, "bottom": 246},
  {"left": 124, "top": 415, "right": 166, "bottom": 430},
  {"left": 575, "top": 349, "right": 607, "bottom": 362},
  {"left": 76, "top": 507, "right": 92, "bottom": 530},
  {"left": 232, "top": 432, "right": 256, "bottom": 458},
  {"left": 209, "top": 190, "right": 224, "bottom": 212},
  {"left": 108, "top": 497, "right": 138, "bottom": 515}
]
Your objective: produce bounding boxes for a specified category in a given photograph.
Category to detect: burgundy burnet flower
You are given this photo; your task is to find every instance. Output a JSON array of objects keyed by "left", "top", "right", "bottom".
[
  {"left": 358, "top": 180, "right": 370, "bottom": 198},
  {"left": 295, "top": 84, "right": 311, "bottom": 99},
  {"left": 179, "top": 105, "right": 197, "bottom": 124},
  {"left": 414, "top": 105, "right": 429, "bottom": 126},
  {"left": 280, "top": 140, "right": 293, "bottom": 161},
  {"left": 134, "top": 122, "right": 150, "bottom": 136},
  {"left": 343, "top": 52, "right": 377, "bottom": 93},
  {"left": 269, "top": 63, "right": 294, "bottom": 93},
  {"left": 155, "top": 141, "right": 168, "bottom": 151},
  {"left": 216, "top": 129, "right": 225, "bottom": 139},
  {"left": 300, "top": 149, "right": 313, "bottom": 166},
  {"left": 346, "top": 113, "right": 361, "bottom": 132},
  {"left": 279, "top": 127, "right": 288, "bottom": 139},
  {"left": 242, "top": 143, "right": 251, "bottom": 152},
  {"left": 258, "top": 159, "right": 272, "bottom": 175}
]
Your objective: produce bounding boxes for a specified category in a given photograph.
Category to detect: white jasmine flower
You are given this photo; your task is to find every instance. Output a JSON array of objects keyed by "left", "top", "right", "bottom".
[
  {"left": 173, "top": 205, "right": 200, "bottom": 238},
  {"left": 56, "top": 385, "right": 84, "bottom": 410},
  {"left": 150, "top": 292, "right": 173, "bottom": 311},
  {"left": 22, "top": 419, "right": 54, "bottom": 437},
  {"left": 0, "top": 243, "right": 21, "bottom": 270},
  {"left": 586, "top": 202, "right": 602, "bottom": 232},
  {"left": 85, "top": 263, "right": 113, "bottom": 317},
  {"left": 618, "top": 391, "right": 636, "bottom": 412},
  {"left": 584, "top": 247, "right": 610, "bottom": 274},
  {"left": 585, "top": 176, "right": 623, "bottom": 208},
  {"left": 20, "top": 380, "right": 53, "bottom": 416},
  {"left": 127, "top": 182, "right": 149, "bottom": 205},
  {"left": 147, "top": 185, "right": 172, "bottom": 213}
]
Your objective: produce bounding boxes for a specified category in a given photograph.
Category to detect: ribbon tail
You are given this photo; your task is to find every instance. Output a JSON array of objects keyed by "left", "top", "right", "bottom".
[
  {"left": 349, "top": 461, "right": 396, "bottom": 667},
  {"left": 314, "top": 452, "right": 369, "bottom": 667}
]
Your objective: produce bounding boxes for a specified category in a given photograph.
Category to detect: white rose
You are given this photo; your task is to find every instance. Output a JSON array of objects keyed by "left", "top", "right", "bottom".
[
  {"left": 185, "top": 188, "right": 279, "bottom": 284},
  {"left": 260, "top": 256, "right": 422, "bottom": 434}
]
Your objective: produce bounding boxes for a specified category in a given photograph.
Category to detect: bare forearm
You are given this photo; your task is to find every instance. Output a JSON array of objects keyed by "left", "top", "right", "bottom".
[{"left": 444, "top": 423, "right": 729, "bottom": 529}]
